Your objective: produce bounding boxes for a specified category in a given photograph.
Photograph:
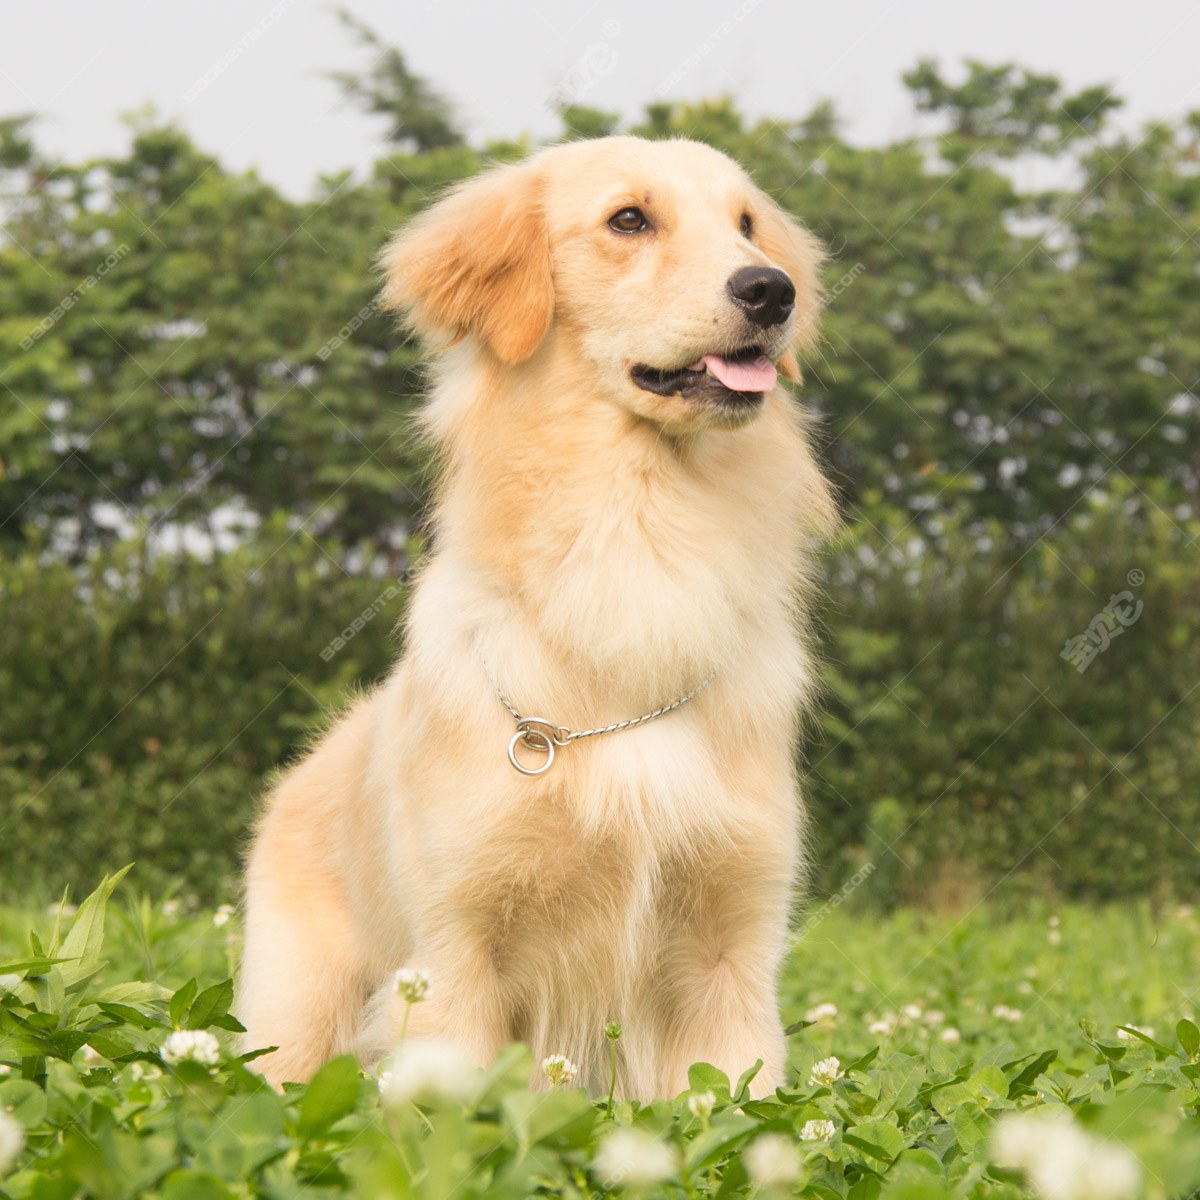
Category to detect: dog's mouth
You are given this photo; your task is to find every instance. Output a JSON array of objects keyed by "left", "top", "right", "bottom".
[{"left": 629, "top": 347, "right": 777, "bottom": 407}]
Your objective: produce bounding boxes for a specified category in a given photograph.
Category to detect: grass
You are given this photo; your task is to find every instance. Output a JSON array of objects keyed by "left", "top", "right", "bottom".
[{"left": 1, "top": 875, "right": 1198, "bottom": 1198}]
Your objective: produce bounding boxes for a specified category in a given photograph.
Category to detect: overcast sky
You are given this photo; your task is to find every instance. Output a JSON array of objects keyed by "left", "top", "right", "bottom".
[{"left": 3, "top": 0, "right": 1198, "bottom": 197}]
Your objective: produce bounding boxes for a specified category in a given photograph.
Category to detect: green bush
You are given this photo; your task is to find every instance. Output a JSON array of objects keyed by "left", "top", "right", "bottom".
[
  {"left": 0, "top": 528, "right": 407, "bottom": 900},
  {"left": 808, "top": 480, "right": 1200, "bottom": 907},
  {"left": 1, "top": 484, "right": 1196, "bottom": 908}
]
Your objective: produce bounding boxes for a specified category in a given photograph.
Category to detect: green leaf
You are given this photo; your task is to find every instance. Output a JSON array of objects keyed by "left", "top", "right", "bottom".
[
  {"left": 733, "top": 1059, "right": 763, "bottom": 1103},
  {"left": 0, "top": 1078, "right": 47, "bottom": 1126},
  {"left": 685, "top": 1112, "right": 757, "bottom": 1169},
  {"left": 848, "top": 1174, "right": 883, "bottom": 1200},
  {"left": 160, "top": 1170, "right": 235, "bottom": 1200},
  {"left": 95, "top": 1001, "right": 162, "bottom": 1031},
  {"left": 687, "top": 1062, "right": 732, "bottom": 1100},
  {"left": 845, "top": 1117, "right": 906, "bottom": 1162},
  {"left": 1117, "top": 1026, "right": 1175, "bottom": 1058},
  {"left": 169, "top": 979, "right": 198, "bottom": 1030},
  {"left": 501, "top": 1088, "right": 595, "bottom": 1152},
  {"left": 235, "top": 1045, "right": 277, "bottom": 1065},
  {"left": 46, "top": 1029, "right": 91, "bottom": 1060},
  {"left": 966, "top": 1065, "right": 1009, "bottom": 1103},
  {"left": 93, "top": 980, "right": 171, "bottom": 1005},
  {"left": 845, "top": 1046, "right": 881, "bottom": 1074},
  {"left": 189, "top": 1091, "right": 288, "bottom": 1179},
  {"left": 296, "top": 1054, "right": 362, "bottom": 1140},
  {"left": 894, "top": 1146, "right": 945, "bottom": 1173},
  {"left": 0, "top": 957, "right": 73, "bottom": 975},
  {"left": 946, "top": 1101, "right": 991, "bottom": 1154},
  {"left": 82, "top": 1028, "right": 138, "bottom": 1058},
  {"left": 1004, "top": 1049, "right": 1058, "bottom": 1096},
  {"left": 187, "top": 979, "right": 234, "bottom": 1030},
  {"left": 56, "top": 866, "right": 131, "bottom": 988},
  {"left": 0, "top": 1031, "right": 53, "bottom": 1059},
  {"left": 1179, "top": 1019, "right": 1200, "bottom": 1058}
]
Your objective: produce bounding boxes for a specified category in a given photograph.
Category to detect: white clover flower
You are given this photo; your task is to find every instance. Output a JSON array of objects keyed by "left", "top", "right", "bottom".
[
  {"left": 1116, "top": 1025, "right": 1155, "bottom": 1041},
  {"left": 0, "top": 1108, "right": 24, "bottom": 1176},
  {"left": 745, "top": 1133, "right": 802, "bottom": 1188},
  {"left": 923, "top": 1009, "right": 946, "bottom": 1027},
  {"left": 800, "top": 1119, "right": 837, "bottom": 1141},
  {"left": 1018, "top": 980, "right": 1035, "bottom": 995},
  {"left": 162, "top": 898, "right": 181, "bottom": 918},
  {"left": 1048, "top": 915, "right": 1060, "bottom": 927},
  {"left": 161, "top": 1029, "right": 221, "bottom": 1067},
  {"left": 809, "top": 1056, "right": 842, "bottom": 1087},
  {"left": 129, "top": 1061, "right": 162, "bottom": 1082},
  {"left": 212, "top": 904, "right": 235, "bottom": 928},
  {"left": 0, "top": 1065, "right": 11, "bottom": 1077},
  {"left": 687, "top": 1090, "right": 716, "bottom": 1121},
  {"left": 593, "top": 1128, "right": 678, "bottom": 1186},
  {"left": 541, "top": 1054, "right": 579, "bottom": 1087},
  {"left": 392, "top": 967, "right": 431, "bottom": 1004},
  {"left": 901, "top": 1003, "right": 923, "bottom": 1022},
  {"left": 1048, "top": 929, "right": 1062, "bottom": 946},
  {"left": 867, "top": 1012, "right": 897, "bottom": 1037},
  {"left": 940, "top": 1027, "right": 962, "bottom": 1044},
  {"left": 378, "top": 1039, "right": 477, "bottom": 1107},
  {"left": 992, "top": 1109, "right": 1141, "bottom": 1200},
  {"left": 992, "top": 1004, "right": 1024, "bottom": 1023},
  {"left": 804, "top": 1002, "right": 838, "bottom": 1024}
]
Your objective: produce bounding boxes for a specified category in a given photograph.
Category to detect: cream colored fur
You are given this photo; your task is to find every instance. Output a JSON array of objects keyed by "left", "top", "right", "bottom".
[{"left": 238, "top": 136, "right": 838, "bottom": 1100}]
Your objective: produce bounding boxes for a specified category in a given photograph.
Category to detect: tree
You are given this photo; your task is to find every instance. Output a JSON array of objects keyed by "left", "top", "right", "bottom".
[
  {"left": 327, "top": 10, "right": 464, "bottom": 153},
  {"left": 902, "top": 59, "right": 1122, "bottom": 159},
  {"left": 1, "top": 62, "right": 1197, "bottom": 556},
  {"left": 0, "top": 119, "right": 434, "bottom": 562}
]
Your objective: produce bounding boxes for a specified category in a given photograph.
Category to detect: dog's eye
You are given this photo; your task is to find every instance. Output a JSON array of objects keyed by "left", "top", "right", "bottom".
[
  {"left": 740, "top": 213, "right": 754, "bottom": 239},
  {"left": 608, "top": 207, "right": 649, "bottom": 234}
]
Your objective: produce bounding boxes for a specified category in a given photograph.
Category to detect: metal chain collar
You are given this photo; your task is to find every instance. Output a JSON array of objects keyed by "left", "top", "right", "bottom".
[{"left": 478, "top": 648, "right": 714, "bottom": 777}]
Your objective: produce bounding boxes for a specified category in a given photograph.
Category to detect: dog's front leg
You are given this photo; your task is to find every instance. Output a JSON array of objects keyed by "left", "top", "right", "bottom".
[
  {"left": 652, "top": 857, "right": 795, "bottom": 1100},
  {"left": 655, "top": 955, "right": 789, "bottom": 1100}
]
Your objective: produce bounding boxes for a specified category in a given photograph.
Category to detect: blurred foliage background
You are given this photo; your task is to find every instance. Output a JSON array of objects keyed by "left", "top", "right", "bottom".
[{"left": 0, "top": 37, "right": 1197, "bottom": 906}]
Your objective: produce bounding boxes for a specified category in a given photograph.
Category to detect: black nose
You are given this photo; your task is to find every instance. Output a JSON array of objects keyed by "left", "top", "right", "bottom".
[{"left": 727, "top": 266, "right": 795, "bottom": 328}]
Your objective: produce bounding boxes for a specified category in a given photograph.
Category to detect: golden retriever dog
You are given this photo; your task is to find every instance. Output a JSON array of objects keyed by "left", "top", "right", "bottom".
[{"left": 239, "top": 135, "right": 837, "bottom": 1099}]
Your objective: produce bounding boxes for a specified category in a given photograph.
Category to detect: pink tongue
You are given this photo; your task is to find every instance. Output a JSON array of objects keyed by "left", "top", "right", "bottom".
[{"left": 702, "top": 354, "right": 777, "bottom": 393}]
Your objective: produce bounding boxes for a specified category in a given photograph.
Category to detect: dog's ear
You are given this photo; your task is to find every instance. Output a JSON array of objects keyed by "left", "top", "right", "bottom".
[
  {"left": 754, "top": 200, "right": 825, "bottom": 383},
  {"left": 378, "top": 162, "right": 554, "bottom": 364}
]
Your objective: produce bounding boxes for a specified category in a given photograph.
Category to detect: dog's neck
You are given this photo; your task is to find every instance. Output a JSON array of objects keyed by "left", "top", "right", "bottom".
[{"left": 416, "top": 338, "right": 836, "bottom": 718}]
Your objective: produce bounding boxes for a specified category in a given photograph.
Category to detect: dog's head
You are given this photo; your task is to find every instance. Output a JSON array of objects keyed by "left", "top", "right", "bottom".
[{"left": 380, "top": 136, "right": 824, "bottom": 432}]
